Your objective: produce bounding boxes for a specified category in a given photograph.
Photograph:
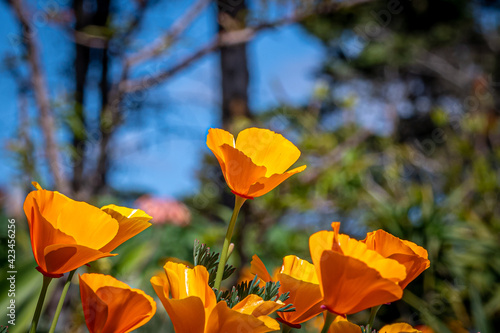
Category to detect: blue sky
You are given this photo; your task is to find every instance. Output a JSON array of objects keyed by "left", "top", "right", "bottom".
[{"left": 0, "top": 0, "right": 325, "bottom": 198}]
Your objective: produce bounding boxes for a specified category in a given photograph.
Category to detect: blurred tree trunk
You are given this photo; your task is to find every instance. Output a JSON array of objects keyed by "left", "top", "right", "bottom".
[
  {"left": 218, "top": 0, "right": 252, "bottom": 128},
  {"left": 91, "top": 0, "right": 111, "bottom": 196},
  {"left": 71, "top": 0, "right": 111, "bottom": 197},
  {"left": 71, "top": 0, "right": 91, "bottom": 194}
]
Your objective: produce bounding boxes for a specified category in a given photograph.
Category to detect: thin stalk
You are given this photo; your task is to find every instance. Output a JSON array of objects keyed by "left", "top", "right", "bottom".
[
  {"left": 48, "top": 270, "right": 76, "bottom": 333},
  {"left": 320, "top": 311, "right": 336, "bottom": 333},
  {"left": 213, "top": 195, "right": 246, "bottom": 290},
  {"left": 365, "top": 305, "right": 382, "bottom": 332},
  {"left": 29, "top": 275, "right": 53, "bottom": 333},
  {"left": 281, "top": 323, "right": 293, "bottom": 333}
]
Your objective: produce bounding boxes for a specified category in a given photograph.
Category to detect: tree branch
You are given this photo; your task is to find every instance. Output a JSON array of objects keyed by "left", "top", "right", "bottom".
[
  {"left": 9, "top": 0, "right": 70, "bottom": 193},
  {"left": 121, "top": 0, "right": 373, "bottom": 93},
  {"left": 126, "top": 0, "right": 213, "bottom": 66},
  {"left": 120, "top": 37, "right": 219, "bottom": 93}
]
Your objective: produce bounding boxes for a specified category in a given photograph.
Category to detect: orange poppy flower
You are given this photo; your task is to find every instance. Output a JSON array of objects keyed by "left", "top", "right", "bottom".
[
  {"left": 206, "top": 128, "right": 306, "bottom": 199},
  {"left": 151, "top": 261, "right": 283, "bottom": 333},
  {"left": 250, "top": 255, "right": 323, "bottom": 328},
  {"left": 379, "top": 323, "right": 422, "bottom": 333},
  {"left": 362, "top": 230, "right": 430, "bottom": 289},
  {"left": 79, "top": 273, "right": 156, "bottom": 333},
  {"left": 309, "top": 222, "right": 406, "bottom": 316},
  {"left": 23, "top": 182, "right": 152, "bottom": 277},
  {"left": 328, "top": 321, "right": 362, "bottom": 333}
]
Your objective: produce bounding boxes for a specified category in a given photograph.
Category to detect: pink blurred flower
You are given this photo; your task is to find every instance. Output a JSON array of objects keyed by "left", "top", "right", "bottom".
[{"left": 134, "top": 195, "right": 191, "bottom": 226}]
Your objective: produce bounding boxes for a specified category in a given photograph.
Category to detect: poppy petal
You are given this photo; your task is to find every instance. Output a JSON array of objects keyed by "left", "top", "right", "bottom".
[
  {"left": 328, "top": 321, "right": 362, "bottom": 333},
  {"left": 280, "top": 255, "right": 318, "bottom": 284},
  {"left": 44, "top": 244, "right": 116, "bottom": 275},
  {"left": 207, "top": 128, "right": 235, "bottom": 159},
  {"left": 80, "top": 274, "right": 156, "bottom": 333},
  {"left": 247, "top": 165, "right": 306, "bottom": 197},
  {"left": 24, "top": 196, "right": 76, "bottom": 271},
  {"left": 318, "top": 250, "right": 404, "bottom": 315},
  {"left": 80, "top": 274, "right": 109, "bottom": 333},
  {"left": 98, "top": 286, "right": 156, "bottom": 333},
  {"left": 151, "top": 273, "right": 208, "bottom": 333},
  {"left": 24, "top": 188, "right": 72, "bottom": 228},
  {"left": 99, "top": 205, "right": 152, "bottom": 252},
  {"left": 337, "top": 234, "right": 406, "bottom": 283},
  {"left": 235, "top": 128, "right": 301, "bottom": 176},
  {"left": 388, "top": 253, "right": 430, "bottom": 289},
  {"left": 277, "top": 273, "right": 323, "bottom": 324},
  {"left": 309, "top": 230, "right": 335, "bottom": 286},
  {"left": 55, "top": 200, "right": 119, "bottom": 249},
  {"left": 206, "top": 128, "right": 235, "bottom": 172},
  {"left": 250, "top": 255, "right": 273, "bottom": 283},
  {"left": 162, "top": 297, "right": 207, "bottom": 333},
  {"left": 218, "top": 144, "right": 267, "bottom": 196},
  {"left": 163, "top": 262, "right": 216, "bottom": 308},
  {"left": 232, "top": 294, "right": 284, "bottom": 316},
  {"left": 363, "top": 230, "right": 430, "bottom": 288},
  {"left": 206, "top": 301, "right": 280, "bottom": 333},
  {"left": 402, "top": 239, "right": 429, "bottom": 261}
]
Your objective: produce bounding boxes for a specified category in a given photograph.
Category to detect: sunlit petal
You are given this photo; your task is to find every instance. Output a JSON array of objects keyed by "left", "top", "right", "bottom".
[
  {"left": 56, "top": 200, "right": 119, "bottom": 249},
  {"left": 206, "top": 301, "right": 280, "bottom": 333},
  {"left": 232, "top": 294, "right": 283, "bottom": 316},
  {"left": 277, "top": 273, "right": 323, "bottom": 324},
  {"left": 280, "top": 255, "right": 318, "bottom": 284},
  {"left": 99, "top": 205, "right": 152, "bottom": 252},
  {"left": 318, "top": 250, "right": 404, "bottom": 315},
  {"left": 247, "top": 165, "right": 307, "bottom": 197},
  {"left": 337, "top": 234, "right": 406, "bottom": 283},
  {"left": 218, "top": 144, "right": 267, "bottom": 196},
  {"left": 328, "top": 321, "right": 362, "bottom": 333},
  {"left": 235, "top": 127, "right": 301, "bottom": 176},
  {"left": 163, "top": 262, "right": 216, "bottom": 308},
  {"left": 207, "top": 128, "right": 235, "bottom": 160},
  {"left": 363, "top": 230, "right": 430, "bottom": 288}
]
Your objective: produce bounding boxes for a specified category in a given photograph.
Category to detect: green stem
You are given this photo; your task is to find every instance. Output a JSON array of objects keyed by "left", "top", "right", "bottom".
[
  {"left": 48, "top": 270, "right": 76, "bottom": 333},
  {"left": 281, "top": 323, "right": 293, "bottom": 333},
  {"left": 365, "top": 305, "right": 382, "bottom": 332},
  {"left": 213, "top": 195, "right": 246, "bottom": 290},
  {"left": 29, "top": 275, "right": 53, "bottom": 333},
  {"left": 320, "top": 311, "right": 336, "bottom": 333}
]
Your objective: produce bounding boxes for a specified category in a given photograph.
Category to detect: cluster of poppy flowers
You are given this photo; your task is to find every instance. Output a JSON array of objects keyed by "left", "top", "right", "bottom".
[{"left": 24, "top": 127, "right": 430, "bottom": 333}]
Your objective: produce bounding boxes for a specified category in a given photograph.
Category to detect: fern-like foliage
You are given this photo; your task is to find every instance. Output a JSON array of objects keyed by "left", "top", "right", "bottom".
[
  {"left": 214, "top": 275, "right": 295, "bottom": 312},
  {"left": 193, "top": 240, "right": 295, "bottom": 313},
  {"left": 193, "top": 240, "right": 236, "bottom": 287}
]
